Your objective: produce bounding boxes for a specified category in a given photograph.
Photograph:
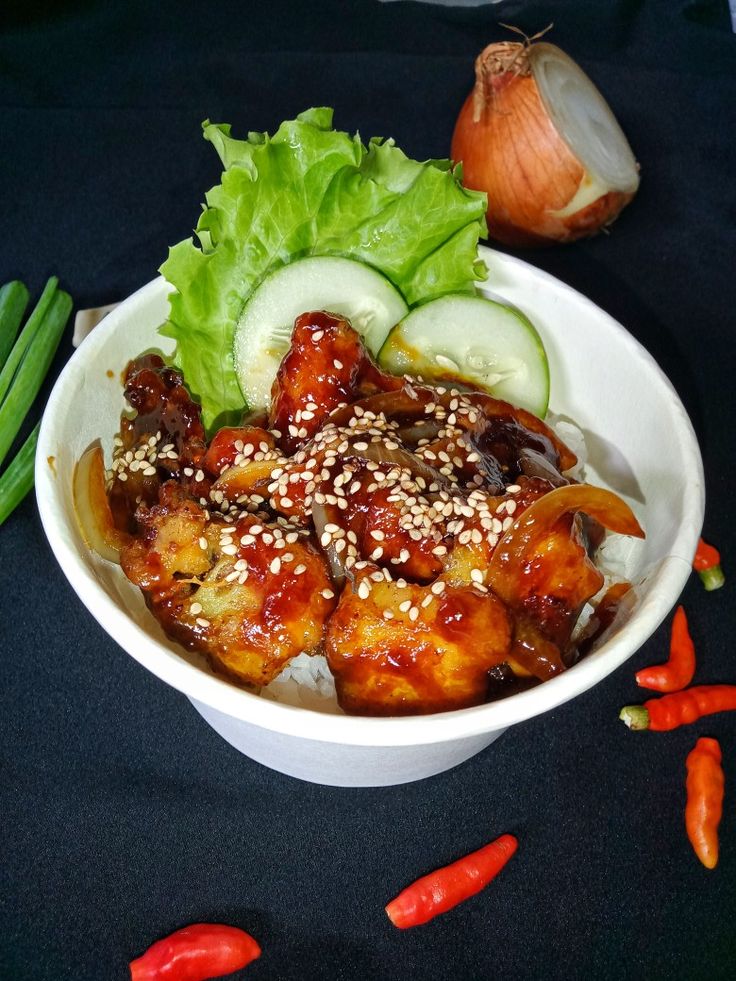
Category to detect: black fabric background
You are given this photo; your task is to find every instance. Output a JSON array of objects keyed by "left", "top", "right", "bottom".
[{"left": 2, "top": 1, "right": 736, "bottom": 978}]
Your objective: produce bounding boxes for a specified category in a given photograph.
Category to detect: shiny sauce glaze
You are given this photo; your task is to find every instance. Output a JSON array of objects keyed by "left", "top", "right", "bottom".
[{"left": 101, "top": 311, "right": 641, "bottom": 715}]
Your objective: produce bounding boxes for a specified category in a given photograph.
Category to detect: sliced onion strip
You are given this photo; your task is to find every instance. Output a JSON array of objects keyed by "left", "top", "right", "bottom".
[{"left": 73, "top": 444, "right": 129, "bottom": 563}]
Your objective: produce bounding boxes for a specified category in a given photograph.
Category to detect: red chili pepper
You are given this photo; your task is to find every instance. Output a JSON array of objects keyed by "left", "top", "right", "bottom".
[
  {"left": 620, "top": 685, "right": 736, "bottom": 731},
  {"left": 693, "top": 537, "right": 725, "bottom": 592},
  {"left": 385, "top": 833, "right": 518, "bottom": 929},
  {"left": 685, "top": 737, "right": 724, "bottom": 870},
  {"left": 129, "top": 923, "right": 261, "bottom": 981},
  {"left": 635, "top": 605, "right": 695, "bottom": 693}
]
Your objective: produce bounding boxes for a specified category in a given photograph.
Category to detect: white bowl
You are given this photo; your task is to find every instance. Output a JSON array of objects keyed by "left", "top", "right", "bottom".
[{"left": 36, "top": 247, "right": 704, "bottom": 786}]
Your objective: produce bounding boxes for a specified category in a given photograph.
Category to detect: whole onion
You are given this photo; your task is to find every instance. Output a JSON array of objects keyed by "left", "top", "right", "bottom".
[{"left": 451, "top": 38, "right": 640, "bottom": 247}]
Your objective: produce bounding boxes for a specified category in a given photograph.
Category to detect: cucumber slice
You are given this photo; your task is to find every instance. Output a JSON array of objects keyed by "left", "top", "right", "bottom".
[
  {"left": 234, "top": 256, "right": 408, "bottom": 411},
  {"left": 378, "top": 294, "right": 550, "bottom": 417}
]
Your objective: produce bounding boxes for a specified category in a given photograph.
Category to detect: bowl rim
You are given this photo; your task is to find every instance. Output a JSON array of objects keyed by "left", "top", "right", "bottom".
[{"left": 36, "top": 246, "right": 705, "bottom": 747}]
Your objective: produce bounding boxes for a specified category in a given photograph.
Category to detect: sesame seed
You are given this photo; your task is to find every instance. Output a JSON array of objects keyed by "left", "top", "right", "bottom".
[
  {"left": 269, "top": 557, "right": 282, "bottom": 575},
  {"left": 190, "top": 602, "right": 203, "bottom": 615},
  {"left": 195, "top": 469, "right": 204, "bottom": 482},
  {"left": 195, "top": 617, "right": 210, "bottom": 628},
  {"left": 321, "top": 589, "right": 335, "bottom": 600},
  {"left": 333, "top": 359, "right": 343, "bottom": 370},
  {"left": 312, "top": 330, "right": 324, "bottom": 342},
  {"left": 294, "top": 564, "right": 307, "bottom": 575},
  {"left": 431, "top": 581, "right": 446, "bottom": 595},
  {"left": 421, "top": 595, "right": 433, "bottom": 608},
  {"left": 470, "top": 568, "right": 484, "bottom": 584},
  {"left": 399, "top": 600, "right": 412, "bottom": 613},
  {"left": 408, "top": 606, "right": 419, "bottom": 622},
  {"left": 382, "top": 610, "right": 394, "bottom": 620},
  {"left": 221, "top": 544, "right": 238, "bottom": 556},
  {"left": 357, "top": 581, "right": 371, "bottom": 599},
  {"left": 199, "top": 537, "right": 208, "bottom": 550}
]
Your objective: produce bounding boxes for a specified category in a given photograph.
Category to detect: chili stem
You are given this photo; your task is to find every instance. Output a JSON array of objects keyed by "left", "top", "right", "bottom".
[
  {"left": 0, "top": 422, "right": 39, "bottom": 525},
  {"left": 0, "top": 288, "right": 71, "bottom": 469},
  {"left": 619, "top": 705, "right": 650, "bottom": 730},
  {"left": 698, "top": 566, "right": 725, "bottom": 592},
  {"left": 0, "top": 281, "right": 30, "bottom": 369}
]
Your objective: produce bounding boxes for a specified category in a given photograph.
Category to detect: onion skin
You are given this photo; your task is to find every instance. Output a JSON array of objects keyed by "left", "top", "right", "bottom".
[{"left": 451, "top": 42, "right": 637, "bottom": 247}]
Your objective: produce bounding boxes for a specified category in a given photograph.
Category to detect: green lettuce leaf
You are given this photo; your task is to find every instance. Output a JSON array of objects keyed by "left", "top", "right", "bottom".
[{"left": 160, "top": 108, "right": 487, "bottom": 431}]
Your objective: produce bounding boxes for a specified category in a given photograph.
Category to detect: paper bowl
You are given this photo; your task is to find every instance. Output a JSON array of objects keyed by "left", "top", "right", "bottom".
[{"left": 36, "top": 247, "right": 704, "bottom": 786}]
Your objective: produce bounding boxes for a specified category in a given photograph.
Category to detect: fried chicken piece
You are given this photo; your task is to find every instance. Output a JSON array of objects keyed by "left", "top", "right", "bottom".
[
  {"left": 324, "top": 569, "right": 512, "bottom": 715},
  {"left": 109, "top": 354, "right": 208, "bottom": 531},
  {"left": 269, "top": 310, "right": 401, "bottom": 454},
  {"left": 121, "top": 483, "right": 335, "bottom": 688}
]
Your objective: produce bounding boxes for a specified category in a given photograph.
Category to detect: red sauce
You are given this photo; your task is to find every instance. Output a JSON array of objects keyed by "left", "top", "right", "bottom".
[{"left": 103, "top": 315, "right": 634, "bottom": 715}]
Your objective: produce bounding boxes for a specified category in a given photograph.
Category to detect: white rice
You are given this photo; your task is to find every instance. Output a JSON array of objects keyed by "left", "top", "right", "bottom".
[
  {"left": 547, "top": 411, "right": 588, "bottom": 481},
  {"left": 262, "top": 652, "right": 341, "bottom": 712}
]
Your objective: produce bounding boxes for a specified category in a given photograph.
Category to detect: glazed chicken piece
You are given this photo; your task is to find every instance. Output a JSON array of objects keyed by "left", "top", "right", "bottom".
[
  {"left": 121, "top": 483, "right": 336, "bottom": 687},
  {"left": 325, "top": 568, "right": 512, "bottom": 715},
  {"left": 108, "top": 354, "right": 210, "bottom": 533},
  {"left": 269, "top": 309, "right": 402, "bottom": 454}
]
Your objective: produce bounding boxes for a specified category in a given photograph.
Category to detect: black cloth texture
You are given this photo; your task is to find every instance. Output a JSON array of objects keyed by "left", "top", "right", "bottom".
[{"left": 2, "top": 1, "right": 736, "bottom": 978}]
